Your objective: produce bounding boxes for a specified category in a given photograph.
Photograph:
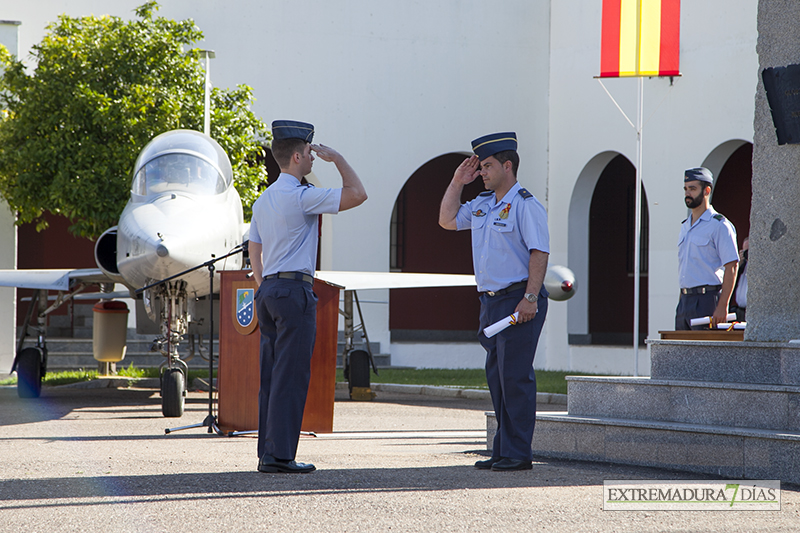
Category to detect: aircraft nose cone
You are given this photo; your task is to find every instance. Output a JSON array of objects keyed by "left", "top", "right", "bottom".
[{"left": 156, "top": 244, "right": 169, "bottom": 258}]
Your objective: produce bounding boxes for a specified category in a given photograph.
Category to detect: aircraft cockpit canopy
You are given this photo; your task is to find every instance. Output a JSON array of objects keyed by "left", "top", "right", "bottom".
[
  {"left": 132, "top": 153, "right": 228, "bottom": 196},
  {"left": 131, "top": 129, "right": 234, "bottom": 197}
]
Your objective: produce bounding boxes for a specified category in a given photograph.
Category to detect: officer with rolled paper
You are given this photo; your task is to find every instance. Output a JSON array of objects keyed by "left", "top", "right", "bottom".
[
  {"left": 249, "top": 120, "right": 367, "bottom": 473},
  {"left": 439, "top": 132, "right": 549, "bottom": 471},
  {"left": 675, "top": 167, "right": 738, "bottom": 330}
]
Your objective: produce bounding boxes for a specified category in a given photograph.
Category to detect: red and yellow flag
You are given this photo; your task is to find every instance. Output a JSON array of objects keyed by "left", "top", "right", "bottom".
[{"left": 600, "top": 0, "right": 680, "bottom": 78}]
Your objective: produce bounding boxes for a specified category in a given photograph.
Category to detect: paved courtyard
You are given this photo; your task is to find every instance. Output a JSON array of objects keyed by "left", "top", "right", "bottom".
[{"left": 0, "top": 384, "right": 797, "bottom": 531}]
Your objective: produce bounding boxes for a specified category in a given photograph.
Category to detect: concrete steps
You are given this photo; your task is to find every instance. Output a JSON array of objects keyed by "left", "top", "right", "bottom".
[
  {"left": 22, "top": 332, "right": 392, "bottom": 372},
  {"left": 649, "top": 339, "right": 800, "bottom": 386},
  {"left": 21, "top": 334, "right": 216, "bottom": 372},
  {"left": 21, "top": 301, "right": 393, "bottom": 371},
  {"left": 486, "top": 340, "right": 800, "bottom": 485},
  {"left": 565, "top": 376, "right": 800, "bottom": 432},
  {"left": 526, "top": 412, "right": 800, "bottom": 482}
]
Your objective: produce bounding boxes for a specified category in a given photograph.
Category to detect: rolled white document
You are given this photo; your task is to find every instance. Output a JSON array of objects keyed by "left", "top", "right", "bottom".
[
  {"left": 715, "top": 322, "right": 746, "bottom": 330},
  {"left": 483, "top": 312, "right": 519, "bottom": 338},
  {"left": 689, "top": 313, "right": 736, "bottom": 327}
]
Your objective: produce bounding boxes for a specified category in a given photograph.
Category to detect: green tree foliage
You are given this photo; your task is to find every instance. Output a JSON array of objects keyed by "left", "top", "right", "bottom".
[{"left": 0, "top": 1, "right": 269, "bottom": 238}]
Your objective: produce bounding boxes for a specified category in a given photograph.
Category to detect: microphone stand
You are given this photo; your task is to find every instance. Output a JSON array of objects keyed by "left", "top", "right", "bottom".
[{"left": 134, "top": 243, "right": 247, "bottom": 435}]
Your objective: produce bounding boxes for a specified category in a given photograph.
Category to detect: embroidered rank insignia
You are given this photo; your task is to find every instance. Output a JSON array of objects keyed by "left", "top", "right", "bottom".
[
  {"left": 518, "top": 188, "right": 533, "bottom": 199},
  {"left": 473, "top": 209, "right": 487, "bottom": 217},
  {"left": 713, "top": 214, "right": 725, "bottom": 222},
  {"left": 499, "top": 204, "right": 511, "bottom": 219}
]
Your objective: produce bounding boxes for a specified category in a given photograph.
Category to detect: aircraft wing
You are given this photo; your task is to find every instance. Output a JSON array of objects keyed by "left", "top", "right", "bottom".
[
  {"left": 314, "top": 271, "right": 476, "bottom": 291},
  {"left": 315, "top": 266, "right": 577, "bottom": 300},
  {"left": 0, "top": 268, "right": 111, "bottom": 291}
]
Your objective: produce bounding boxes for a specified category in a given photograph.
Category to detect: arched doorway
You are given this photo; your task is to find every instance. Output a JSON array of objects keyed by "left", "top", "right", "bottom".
[
  {"left": 708, "top": 142, "right": 752, "bottom": 249},
  {"left": 388, "top": 153, "right": 484, "bottom": 341},
  {"left": 587, "top": 154, "right": 648, "bottom": 345}
]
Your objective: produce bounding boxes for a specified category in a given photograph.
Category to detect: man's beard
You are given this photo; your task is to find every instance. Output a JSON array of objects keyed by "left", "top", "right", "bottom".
[{"left": 685, "top": 193, "right": 703, "bottom": 209}]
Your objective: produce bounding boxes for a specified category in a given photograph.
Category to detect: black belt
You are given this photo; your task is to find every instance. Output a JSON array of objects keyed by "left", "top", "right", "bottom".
[
  {"left": 483, "top": 281, "right": 527, "bottom": 297},
  {"left": 264, "top": 271, "right": 314, "bottom": 285},
  {"left": 680, "top": 284, "right": 721, "bottom": 295}
]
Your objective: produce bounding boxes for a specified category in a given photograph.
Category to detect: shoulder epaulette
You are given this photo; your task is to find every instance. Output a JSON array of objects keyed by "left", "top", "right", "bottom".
[
  {"left": 713, "top": 214, "right": 725, "bottom": 222},
  {"left": 681, "top": 217, "right": 688, "bottom": 224},
  {"left": 299, "top": 183, "right": 314, "bottom": 188},
  {"left": 479, "top": 191, "right": 493, "bottom": 197},
  {"left": 518, "top": 188, "right": 533, "bottom": 199}
]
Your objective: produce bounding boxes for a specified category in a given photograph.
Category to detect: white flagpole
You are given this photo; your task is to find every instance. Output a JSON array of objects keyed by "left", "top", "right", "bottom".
[
  {"left": 632, "top": 0, "right": 644, "bottom": 378},
  {"left": 633, "top": 76, "right": 643, "bottom": 377},
  {"left": 596, "top": 76, "right": 644, "bottom": 377}
]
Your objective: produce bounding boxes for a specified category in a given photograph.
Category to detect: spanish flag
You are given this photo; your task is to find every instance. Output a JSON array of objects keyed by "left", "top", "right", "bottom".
[{"left": 600, "top": 0, "right": 680, "bottom": 78}]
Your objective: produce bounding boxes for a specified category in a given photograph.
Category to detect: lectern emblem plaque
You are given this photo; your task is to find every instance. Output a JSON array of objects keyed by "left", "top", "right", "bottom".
[{"left": 231, "top": 281, "right": 259, "bottom": 335}]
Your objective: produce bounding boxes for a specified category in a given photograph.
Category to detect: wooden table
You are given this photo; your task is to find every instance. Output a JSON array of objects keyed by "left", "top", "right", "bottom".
[{"left": 658, "top": 330, "right": 744, "bottom": 341}]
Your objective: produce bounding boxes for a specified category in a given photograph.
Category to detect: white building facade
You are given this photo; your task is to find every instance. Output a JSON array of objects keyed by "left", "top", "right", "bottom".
[{"left": 0, "top": 1, "right": 759, "bottom": 375}]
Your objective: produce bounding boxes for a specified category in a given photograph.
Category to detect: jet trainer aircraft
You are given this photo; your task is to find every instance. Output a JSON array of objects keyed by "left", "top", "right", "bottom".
[
  {"left": 0, "top": 127, "right": 579, "bottom": 419},
  {"left": 0, "top": 129, "right": 247, "bottom": 417}
]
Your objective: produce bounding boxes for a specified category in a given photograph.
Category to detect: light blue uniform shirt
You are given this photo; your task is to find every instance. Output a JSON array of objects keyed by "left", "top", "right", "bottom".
[
  {"left": 677, "top": 206, "right": 738, "bottom": 289},
  {"left": 455, "top": 182, "right": 550, "bottom": 293},
  {"left": 250, "top": 173, "right": 341, "bottom": 277}
]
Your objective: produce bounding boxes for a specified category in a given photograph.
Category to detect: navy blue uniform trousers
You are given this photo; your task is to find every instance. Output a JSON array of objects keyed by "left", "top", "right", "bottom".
[
  {"left": 255, "top": 278, "right": 317, "bottom": 461},
  {"left": 674, "top": 290, "right": 720, "bottom": 330},
  {"left": 478, "top": 286, "right": 548, "bottom": 461}
]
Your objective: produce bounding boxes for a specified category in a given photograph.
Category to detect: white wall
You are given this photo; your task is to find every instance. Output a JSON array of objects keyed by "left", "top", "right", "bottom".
[
  {"left": 0, "top": 1, "right": 759, "bottom": 374},
  {"left": 0, "top": 21, "right": 20, "bottom": 373},
  {"left": 0, "top": 199, "right": 15, "bottom": 373}
]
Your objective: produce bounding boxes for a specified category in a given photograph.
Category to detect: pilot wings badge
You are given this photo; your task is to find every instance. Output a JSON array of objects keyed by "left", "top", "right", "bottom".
[{"left": 236, "top": 288, "right": 255, "bottom": 328}]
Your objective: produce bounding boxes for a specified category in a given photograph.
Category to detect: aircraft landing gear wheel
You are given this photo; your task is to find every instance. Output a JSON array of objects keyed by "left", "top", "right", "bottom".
[
  {"left": 17, "top": 347, "right": 43, "bottom": 399},
  {"left": 162, "top": 368, "right": 185, "bottom": 418}
]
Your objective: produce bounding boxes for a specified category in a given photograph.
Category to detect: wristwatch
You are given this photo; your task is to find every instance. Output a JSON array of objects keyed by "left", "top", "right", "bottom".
[{"left": 524, "top": 292, "right": 536, "bottom": 303}]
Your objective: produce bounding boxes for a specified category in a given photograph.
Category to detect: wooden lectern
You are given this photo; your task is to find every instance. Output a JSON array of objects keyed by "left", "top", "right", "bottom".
[{"left": 218, "top": 270, "right": 340, "bottom": 433}]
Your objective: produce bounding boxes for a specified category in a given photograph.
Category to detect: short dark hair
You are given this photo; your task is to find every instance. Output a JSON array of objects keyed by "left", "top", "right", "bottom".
[
  {"left": 492, "top": 150, "right": 519, "bottom": 176},
  {"left": 271, "top": 138, "right": 308, "bottom": 168}
]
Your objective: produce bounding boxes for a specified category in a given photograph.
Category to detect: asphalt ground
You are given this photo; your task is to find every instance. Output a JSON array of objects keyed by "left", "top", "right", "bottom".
[{"left": 1, "top": 384, "right": 798, "bottom": 532}]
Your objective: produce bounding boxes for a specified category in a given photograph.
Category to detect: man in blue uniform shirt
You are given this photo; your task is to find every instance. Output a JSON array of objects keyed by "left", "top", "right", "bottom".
[
  {"left": 675, "top": 167, "right": 738, "bottom": 330},
  {"left": 439, "top": 132, "right": 549, "bottom": 471},
  {"left": 249, "top": 120, "right": 367, "bottom": 473}
]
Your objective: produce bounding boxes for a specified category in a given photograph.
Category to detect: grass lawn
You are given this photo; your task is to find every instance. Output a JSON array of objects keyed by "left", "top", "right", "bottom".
[
  {"left": 0, "top": 364, "right": 212, "bottom": 388},
  {"left": 339, "top": 367, "right": 600, "bottom": 395},
  {"left": 1, "top": 365, "right": 603, "bottom": 396}
]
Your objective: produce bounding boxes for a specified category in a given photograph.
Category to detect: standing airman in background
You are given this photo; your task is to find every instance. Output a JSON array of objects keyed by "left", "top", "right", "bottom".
[{"left": 675, "top": 167, "right": 738, "bottom": 330}]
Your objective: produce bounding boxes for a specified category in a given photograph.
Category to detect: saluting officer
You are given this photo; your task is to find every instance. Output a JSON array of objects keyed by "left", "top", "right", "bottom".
[
  {"left": 439, "top": 132, "right": 550, "bottom": 471},
  {"left": 249, "top": 120, "right": 367, "bottom": 473},
  {"left": 675, "top": 167, "right": 738, "bottom": 330}
]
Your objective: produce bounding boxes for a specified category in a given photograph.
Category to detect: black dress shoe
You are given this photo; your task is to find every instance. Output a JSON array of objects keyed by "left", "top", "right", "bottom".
[
  {"left": 491, "top": 458, "right": 532, "bottom": 471},
  {"left": 258, "top": 454, "right": 316, "bottom": 474},
  {"left": 474, "top": 456, "right": 502, "bottom": 470}
]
